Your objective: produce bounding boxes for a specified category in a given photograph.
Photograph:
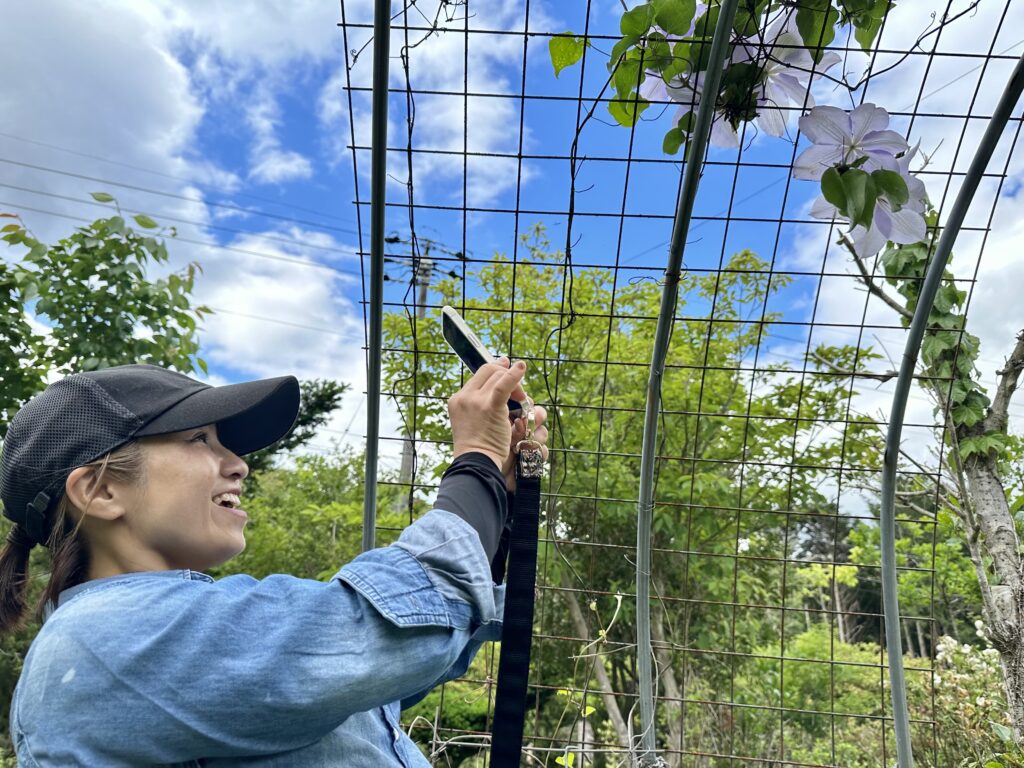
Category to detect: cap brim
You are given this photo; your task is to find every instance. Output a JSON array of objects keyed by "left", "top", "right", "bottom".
[{"left": 134, "top": 376, "right": 300, "bottom": 455}]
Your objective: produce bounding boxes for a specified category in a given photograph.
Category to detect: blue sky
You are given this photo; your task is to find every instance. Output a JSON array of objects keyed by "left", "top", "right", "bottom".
[{"left": 3, "top": 0, "right": 1024, "bottom": 467}]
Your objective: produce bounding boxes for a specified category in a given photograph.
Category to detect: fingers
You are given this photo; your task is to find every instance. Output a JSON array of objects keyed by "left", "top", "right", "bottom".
[
  {"left": 463, "top": 357, "right": 510, "bottom": 391},
  {"left": 533, "top": 404, "right": 547, "bottom": 428},
  {"left": 484, "top": 359, "right": 527, "bottom": 404}
]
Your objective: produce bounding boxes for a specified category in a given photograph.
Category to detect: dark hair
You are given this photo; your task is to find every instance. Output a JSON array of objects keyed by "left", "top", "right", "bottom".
[{"left": 0, "top": 441, "right": 145, "bottom": 634}]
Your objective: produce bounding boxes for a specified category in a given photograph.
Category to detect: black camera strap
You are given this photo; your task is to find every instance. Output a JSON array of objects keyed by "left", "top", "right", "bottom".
[{"left": 489, "top": 437, "right": 544, "bottom": 767}]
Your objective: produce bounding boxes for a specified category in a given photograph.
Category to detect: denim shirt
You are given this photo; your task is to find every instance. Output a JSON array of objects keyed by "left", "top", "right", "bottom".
[{"left": 10, "top": 509, "right": 505, "bottom": 766}]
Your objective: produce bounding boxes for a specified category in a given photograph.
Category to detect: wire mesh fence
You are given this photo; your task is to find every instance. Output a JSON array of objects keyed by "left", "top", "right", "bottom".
[{"left": 337, "top": 0, "right": 1024, "bottom": 764}]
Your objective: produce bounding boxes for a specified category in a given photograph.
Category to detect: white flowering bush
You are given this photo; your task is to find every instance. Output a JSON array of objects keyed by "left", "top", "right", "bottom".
[{"left": 908, "top": 630, "right": 1023, "bottom": 767}]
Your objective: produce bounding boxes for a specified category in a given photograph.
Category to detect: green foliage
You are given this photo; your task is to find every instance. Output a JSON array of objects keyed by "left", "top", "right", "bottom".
[
  {"left": 0, "top": 205, "right": 208, "bottom": 431},
  {"left": 244, "top": 380, "right": 350, "bottom": 478},
  {"left": 548, "top": 0, "right": 896, "bottom": 153},
  {"left": 908, "top": 635, "right": 1020, "bottom": 766},
  {"left": 820, "top": 166, "right": 911, "bottom": 231},
  {"left": 381, "top": 226, "right": 926, "bottom": 760},
  {"left": 795, "top": 0, "right": 840, "bottom": 63},
  {"left": 879, "top": 210, "right": 1003, "bottom": 467},
  {"left": 607, "top": 94, "right": 650, "bottom": 127},
  {"left": 549, "top": 33, "right": 588, "bottom": 77},
  {"left": 210, "top": 449, "right": 410, "bottom": 582}
]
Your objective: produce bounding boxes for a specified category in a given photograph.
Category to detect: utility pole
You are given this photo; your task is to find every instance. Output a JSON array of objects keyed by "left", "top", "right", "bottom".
[{"left": 394, "top": 251, "right": 432, "bottom": 511}]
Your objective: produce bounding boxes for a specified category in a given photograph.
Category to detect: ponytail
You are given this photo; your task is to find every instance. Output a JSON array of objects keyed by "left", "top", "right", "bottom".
[
  {"left": 0, "top": 440, "right": 145, "bottom": 634},
  {"left": 0, "top": 524, "right": 37, "bottom": 634}
]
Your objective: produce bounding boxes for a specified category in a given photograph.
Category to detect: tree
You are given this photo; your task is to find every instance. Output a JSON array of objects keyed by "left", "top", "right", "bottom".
[
  {"left": 381, "top": 226, "right": 890, "bottom": 765},
  {"left": 0, "top": 206, "right": 208, "bottom": 429},
  {"left": 849, "top": 212, "right": 1024, "bottom": 741}
]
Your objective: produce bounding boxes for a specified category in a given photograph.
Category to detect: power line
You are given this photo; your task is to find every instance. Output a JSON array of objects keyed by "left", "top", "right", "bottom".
[
  {"left": 0, "top": 130, "right": 357, "bottom": 225},
  {"left": 0, "top": 200, "right": 362, "bottom": 278},
  {"left": 0, "top": 182, "right": 360, "bottom": 260},
  {"left": 206, "top": 306, "right": 354, "bottom": 338},
  {"left": 0, "top": 157, "right": 361, "bottom": 238}
]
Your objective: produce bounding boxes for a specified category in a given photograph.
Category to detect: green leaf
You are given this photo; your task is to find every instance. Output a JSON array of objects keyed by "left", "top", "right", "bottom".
[
  {"left": 872, "top": 169, "right": 909, "bottom": 209},
  {"left": 133, "top": 214, "right": 159, "bottom": 230},
  {"left": 663, "top": 125, "right": 687, "bottom": 155},
  {"left": 609, "top": 34, "right": 641, "bottom": 68},
  {"left": 90, "top": 191, "right": 115, "bottom": 203},
  {"left": 733, "top": 0, "right": 769, "bottom": 36},
  {"left": 581, "top": 705, "right": 596, "bottom": 717},
  {"left": 661, "top": 41, "right": 691, "bottom": 81},
  {"left": 991, "top": 720, "right": 1014, "bottom": 744},
  {"left": 795, "top": 0, "right": 839, "bottom": 63},
  {"left": 840, "top": 168, "right": 877, "bottom": 229},
  {"left": 612, "top": 51, "right": 645, "bottom": 98},
  {"left": 608, "top": 94, "right": 649, "bottom": 126},
  {"left": 620, "top": 3, "right": 655, "bottom": 36},
  {"left": 643, "top": 32, "right": 673, "bottom": 73},
  {"left": 821, "top": 167, "right": 847, "bottom": 212},
  {"left": 651, "top": 0, "right": 697, "bottom": 35},
  {"left": 852, "top": 0, "right": 891, "bottom": 50},
  {"left": 549, "top": 32, "right": 587, "bottom": 77},
  {"left": 555, "top": 753, "right": 575, "bottom": 767},
  {"left": 1, "top": 223, "right": 20, "bottom": 233},
  {"left": 691, "top": 6, "right": 719, "bottom": 38}
]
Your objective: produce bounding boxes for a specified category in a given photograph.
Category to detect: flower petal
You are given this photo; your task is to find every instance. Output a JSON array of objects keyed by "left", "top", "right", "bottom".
[
  {"left": 810, "top": 195, "right": 840, "bottom": 220},
  {"left": 860, "top": 129, "right": 909, "bottom": 156},
  {"left": 641, "top": 75, "right": 668, "bottom": 103},
  {"left": 886, "top": 206, "right": 927, "bottom": 244},
  {"left": 793, "top": 143, "right": 844, "bottom": 180},
  {"left": 799, "top": 105, "right": 850, "bottom": 145},
  {"left": 849, "top": 103, "right": 890, "bottom": 141},
  {"left": 852, "top": 223, "right": 887, "bottom": 258},
  {"left": 873, "top": 205, "right": 893, "bottom": 238},
  {"left": 772, "top": 73, "right": 809, "bottom": 107},
  {"left": 710, "top": 116, "right": 740, "bottom": 148},
  {"left": 757, "top": 101, "right": 787, "bottom": 137},
  {"left": 815, "top": 51, "right": 842, "bottom": 75}
]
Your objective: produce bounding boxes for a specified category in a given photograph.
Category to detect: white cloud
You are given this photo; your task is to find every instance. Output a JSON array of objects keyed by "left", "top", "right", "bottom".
[
  {"left": 246, "top": 91, "right": 314, "bottom": 185},
  {"left": 320, "top": 0, "right": 548, "bottom": 206},
  {"left": 0, "top": 1, "right": 398, "bottom": 460}
]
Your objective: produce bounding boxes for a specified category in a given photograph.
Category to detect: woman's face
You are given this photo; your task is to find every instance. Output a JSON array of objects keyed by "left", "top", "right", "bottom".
[{"left": 123, "top": 423, "right": 250, "bottom": 572}]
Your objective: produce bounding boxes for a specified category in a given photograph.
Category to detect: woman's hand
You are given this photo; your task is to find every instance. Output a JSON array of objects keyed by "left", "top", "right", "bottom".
[
  {"left": 503, "top": 404, "right": 548, "bottom": 492},
  {"left": 448, "top": 358, "right": 528, "bottom": 471}
]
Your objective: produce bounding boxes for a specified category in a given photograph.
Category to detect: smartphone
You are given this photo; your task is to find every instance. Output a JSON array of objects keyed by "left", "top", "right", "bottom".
[{"left": 441, "top": 305, "right": 524, "bottom": 417}]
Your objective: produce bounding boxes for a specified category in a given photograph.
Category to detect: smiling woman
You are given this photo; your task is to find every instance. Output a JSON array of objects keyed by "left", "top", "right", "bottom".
[{"left": 0, "top": 360, "right": 546, "bottom": 766}]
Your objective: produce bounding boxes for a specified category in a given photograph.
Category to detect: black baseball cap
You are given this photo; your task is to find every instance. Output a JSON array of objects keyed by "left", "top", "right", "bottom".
[{"left": 0, "top": 364, "right": 300, "bottom": 545}]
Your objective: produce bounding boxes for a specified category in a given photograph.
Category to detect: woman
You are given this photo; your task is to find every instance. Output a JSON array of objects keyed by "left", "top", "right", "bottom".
[{"left": 0, "top": 359, "right": 547, "bottom": 766}]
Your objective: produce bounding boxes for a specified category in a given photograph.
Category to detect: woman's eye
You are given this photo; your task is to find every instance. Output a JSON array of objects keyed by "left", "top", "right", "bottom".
[{"left": 191, "top": 432, "right": 209, "bottom": 444}]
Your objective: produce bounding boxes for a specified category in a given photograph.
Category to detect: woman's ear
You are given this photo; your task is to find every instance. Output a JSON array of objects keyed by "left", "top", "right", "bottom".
[{"left": 65, "top": 466, "right": 128, "bottom": 522}]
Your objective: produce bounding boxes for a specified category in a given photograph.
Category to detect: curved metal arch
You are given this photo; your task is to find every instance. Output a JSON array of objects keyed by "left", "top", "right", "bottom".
[
  {"left": 634, "top": 1, "right": 740, "bottom": 764},
  {"left": 880, "top": 51, "right": 1024, "bottom": 768}
]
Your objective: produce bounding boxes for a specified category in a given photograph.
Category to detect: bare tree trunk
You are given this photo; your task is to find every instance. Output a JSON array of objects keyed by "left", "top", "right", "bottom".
[
  {"left": 902, "top": 619, "right": 916, "bottom": 659},
  {"left": 915, "top": 620, "right": 928, "bottom": 659},
  {"left": 833, "top": 581, "right": 847, "bottom": 644},
  {"left": 650, "top": 605, "right": 684, "bottom": 768},
  {"left": 563, "top": 579, "right": 632, "bottom": 751}
]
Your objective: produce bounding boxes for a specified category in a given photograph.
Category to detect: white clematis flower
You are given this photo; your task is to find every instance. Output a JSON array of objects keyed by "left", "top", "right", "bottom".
[
  {"left": 794, "top": 103, "right": 909, "bottom": 180},
  {"left": 808, "top": 143, "right": 929, "bottom": 257},
  {"left": 643, "top": 9, "right": 840, "bottom": 148}
]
